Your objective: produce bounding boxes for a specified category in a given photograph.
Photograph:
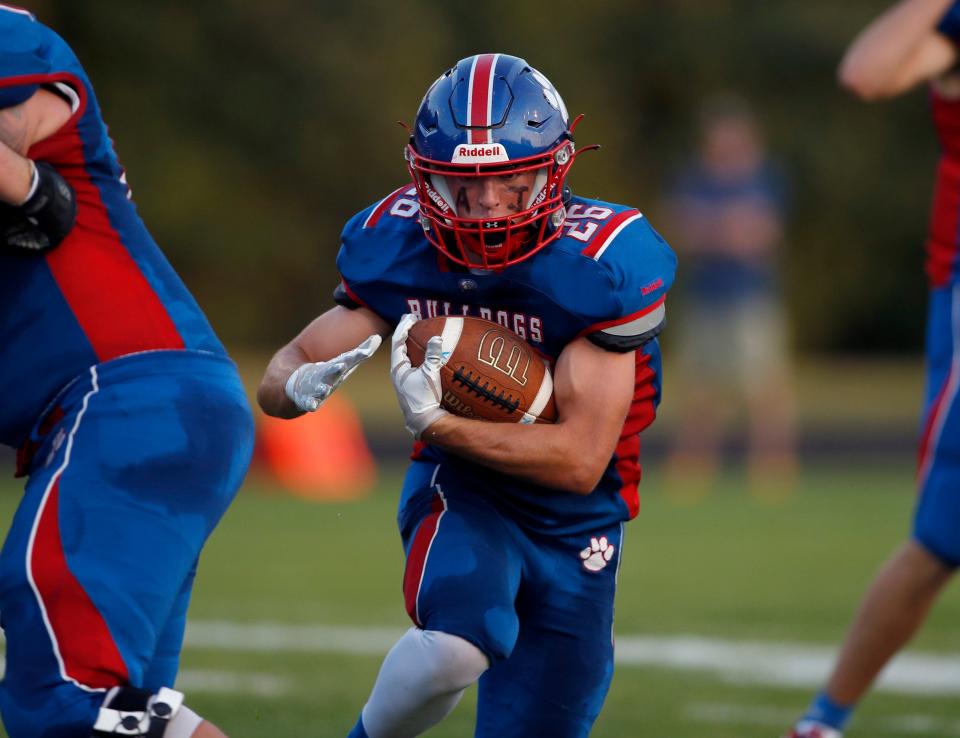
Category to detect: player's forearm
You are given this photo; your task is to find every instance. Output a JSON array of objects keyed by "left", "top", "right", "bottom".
[
  {"left": 0, "top": 100, "right": 33, "bottom": 155},
  {"left": 257, "top": 344, "right": 310, "bottom": 419},
  {"left": 839, "top": 0, "right": 957, "bottom": 99},
  {"left": 423, "top": 415, "right": 612, "bottom": 495},
  {"left": 0, "top": 90, "right": 74, "bottom": 204},
  {"left": 0, "top": 139, "right": 34, "bottom": 205},
  {"left": 259, "top": 306, "right": 389, "bottom": 418},
  {"left": 0, "top": 97, "right": 44, "bottom": 204}
]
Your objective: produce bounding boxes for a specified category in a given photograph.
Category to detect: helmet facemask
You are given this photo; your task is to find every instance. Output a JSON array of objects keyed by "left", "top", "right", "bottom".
[{"left": 406, "top": 139, "right": 575, "bottom": 270}]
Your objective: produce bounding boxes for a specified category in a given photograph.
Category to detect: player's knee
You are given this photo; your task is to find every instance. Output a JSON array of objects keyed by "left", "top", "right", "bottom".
[
  {"left": 434, "top": 604, "right": 519, "bottom": 664},
  {"left": 477, "top": 609, "right": 520, "bottom": 663},
  {"left": 416, "top": 629, "right": 490, "bottom": 693}
]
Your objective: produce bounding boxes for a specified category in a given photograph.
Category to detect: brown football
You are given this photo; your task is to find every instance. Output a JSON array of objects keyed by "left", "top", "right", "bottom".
[{"left": 406, "top": 316, "right": 557, "bottom": 424}]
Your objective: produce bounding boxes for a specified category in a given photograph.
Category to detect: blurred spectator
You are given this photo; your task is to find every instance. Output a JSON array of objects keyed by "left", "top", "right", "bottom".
[{"left": 664, "top": 94, "right": 796, "bottom": 498}]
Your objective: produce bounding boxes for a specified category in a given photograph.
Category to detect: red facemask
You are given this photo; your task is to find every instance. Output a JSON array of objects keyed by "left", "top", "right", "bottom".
[{"left": 406, "top": 138, "right": 580, "bottom": 270}]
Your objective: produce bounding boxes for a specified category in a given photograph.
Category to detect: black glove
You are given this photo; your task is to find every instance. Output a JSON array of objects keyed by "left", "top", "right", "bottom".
[{"left": 0, "top": 162, "right": 77, "bottom": 252}]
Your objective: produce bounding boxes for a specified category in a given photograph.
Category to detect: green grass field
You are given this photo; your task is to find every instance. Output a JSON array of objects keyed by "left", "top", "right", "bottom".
[{"left": 1, "top": 460, "right": 959, "bottom": 737}]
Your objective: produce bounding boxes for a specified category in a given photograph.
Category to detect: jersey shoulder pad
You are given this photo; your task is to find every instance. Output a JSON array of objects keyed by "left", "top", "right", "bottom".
[
  {"left": 0, "top": 7, "right": 49, "bottom": 108},
  {"left": 560, "top": 197, "right": 677, "bottom": 352},
  {"left": 342, "top": 184, "right": 421, "bottom": 236},
  {"left": 337, "top": 185, "right": 425, "bottom": 303},
  {"left": 555, "top": 197, "right": 645, "bottom": 260}
]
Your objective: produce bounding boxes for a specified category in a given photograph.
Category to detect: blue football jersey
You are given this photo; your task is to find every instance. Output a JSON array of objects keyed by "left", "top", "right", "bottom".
[
  {"left": 337, "top": 186, "right": 677, "bottom": 534},
  {"left": 0, "top": 8, "right": 225, "bottom": 448}
]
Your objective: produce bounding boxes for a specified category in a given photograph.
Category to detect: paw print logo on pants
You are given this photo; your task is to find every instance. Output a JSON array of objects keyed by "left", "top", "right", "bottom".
[{"left": 580, "top": 536, "right": 615, "bottom": 572}]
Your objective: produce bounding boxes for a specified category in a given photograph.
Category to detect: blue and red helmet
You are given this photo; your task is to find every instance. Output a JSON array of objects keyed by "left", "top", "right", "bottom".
[{"left": 405, "top": 53, "right": 592, "bottom": 269}]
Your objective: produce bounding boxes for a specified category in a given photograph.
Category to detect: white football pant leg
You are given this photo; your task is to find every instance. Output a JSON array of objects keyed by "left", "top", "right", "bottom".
[{"left": 361, "top": 627, "right": 490, "bottom": 738}]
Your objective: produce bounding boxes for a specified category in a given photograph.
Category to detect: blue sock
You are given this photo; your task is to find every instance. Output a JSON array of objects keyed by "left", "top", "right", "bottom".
[
  {"left": 346, "top": 714, "right": 369, "bottom": 738},
  {"left": 802, "top": 691, "right": 854, "bottom": 731}
]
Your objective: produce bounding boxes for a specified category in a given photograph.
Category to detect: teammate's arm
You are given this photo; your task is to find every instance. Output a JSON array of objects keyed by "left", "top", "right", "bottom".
[
  {"left": 418, "top": 336, "right": 635, "bottom": 495},
  {"left": 0, "top": 122, "right": 33, "bottom": 205},
  {"left": 258, "top": 305, "right": 390, "bottom": 419},
  {"left": 0, "top": 88, "right": 71, "bottom": 203},
  {"left": 0, "top": 88, "right": 76, "bottom": 251},
  {"left": 839, "top": 0, "right": 959, "bottom": 99}
]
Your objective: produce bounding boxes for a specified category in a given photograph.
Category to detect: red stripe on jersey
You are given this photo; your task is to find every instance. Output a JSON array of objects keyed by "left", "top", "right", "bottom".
[
  {"left": 468, "top": 54, "right": 496, "bottom": 144},
  {"left": 363, "top": 185, "right": 409, "bottom": 229},
  {"left": 25, "top": 82, "right": 185, "bottom": 361},
  {"left": 339, "top": 279, "right": 370, "bottom": 310},
  {"left": 576, "top": 295, "right": 666, "bottom": 339},
  {"left": 0, "top": 72, "right": 86, "bottom": 118},
  {"left": 927, "top": 89, "right": 960, "bottom": 286},
  {"left": 402, "top": 492, "right": 446, "bottom": 626},
  {"left": 579, "top": 209, "right": 641, "bottom": 259},
  {"left": 38, "top": 131, "right": 185, "bottom": 360},
  {"left": 925, "top": 157, "right": 960, "bottom": 287},
  {"left": 410, "top": 440, "right": 428, "bottom": 460},
  {"left": 932, "top": 87, "right": 960, "bottom": 159},
  {"left": 615, "top": 352, "right": 658, "bottom": 518},
  {"left": 32, "top": 477, "right": 128, "bottom": 688}
]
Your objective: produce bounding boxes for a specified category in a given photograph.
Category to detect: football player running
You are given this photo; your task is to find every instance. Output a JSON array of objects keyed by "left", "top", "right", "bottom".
[
  {"left": 259, "top": 53, "right": 676, "bottom": 738},
  {"left": 786, "top": 2, "right": 960, "bottom": 737},
  {"left": 0, "top": 8, "right": 253, "bottom": 738}
]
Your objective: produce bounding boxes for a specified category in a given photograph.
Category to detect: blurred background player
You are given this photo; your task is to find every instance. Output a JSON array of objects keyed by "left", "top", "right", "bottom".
[
  {"left": 787, "top": 1, "right": 960, "bottom": 736},
  {"left": 663, "top": 94, "right": 796, "bottom": 500},
  {"left": 0, "top": 7, "right": 253, "bottom": 738},
  {"left": 258, "top": 53, "right": 675, "bottom": 738}
]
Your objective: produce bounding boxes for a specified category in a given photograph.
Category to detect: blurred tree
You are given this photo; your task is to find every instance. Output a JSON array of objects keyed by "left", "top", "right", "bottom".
[{"left": 19, "top": 1, "right": 934, "bottom": 355}]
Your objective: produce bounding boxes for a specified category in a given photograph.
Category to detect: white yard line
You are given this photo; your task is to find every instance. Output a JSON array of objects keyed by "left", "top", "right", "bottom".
[
  {"left": 611, "top": 635, "right": 960, "bottom": 696},
  {"left": 173, "top": 668, "right": 292, "bottom": 697},
  {"left": 184, "top": 622, "right": 960, "bottom": 696},
  {"left": 185, "top": 620, "right": 403, "bottom": 655},
  {"left": 1, "top": 623, "right": 958, "bottom": 698}
]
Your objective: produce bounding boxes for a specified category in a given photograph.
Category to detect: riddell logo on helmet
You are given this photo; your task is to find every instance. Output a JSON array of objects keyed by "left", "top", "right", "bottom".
[
  {"left": 451, "top": 144, "right": 509, "bottom": 164},
  {"left": 425, "top": 185, "right": 450, "bottom": 214}
]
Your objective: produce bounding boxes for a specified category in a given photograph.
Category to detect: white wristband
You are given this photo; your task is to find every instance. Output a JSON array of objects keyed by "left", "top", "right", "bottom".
[
  {"left": 284, "top": 366, "right": 302, "bottom": 403},
  {"left": 21, "top": 160, "right": 39, "bottom": 206}
]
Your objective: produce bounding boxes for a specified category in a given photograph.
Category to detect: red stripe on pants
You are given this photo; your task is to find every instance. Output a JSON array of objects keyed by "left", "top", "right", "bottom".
[
  {"left": 31, "top": 477, "right": 128, "bottom": 688},
  {"left": 402, "top": 494, "right": 445, "bottom": 626}
]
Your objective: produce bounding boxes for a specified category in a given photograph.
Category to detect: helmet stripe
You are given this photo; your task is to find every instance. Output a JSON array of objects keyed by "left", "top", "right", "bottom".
[{"left": 468, "top": 53, "right": 498, "bottom": 144}]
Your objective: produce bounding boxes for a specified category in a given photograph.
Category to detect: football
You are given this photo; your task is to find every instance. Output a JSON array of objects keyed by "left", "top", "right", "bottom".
[{"left": 406, "top": 316, "right": 557, "bottom": 424}]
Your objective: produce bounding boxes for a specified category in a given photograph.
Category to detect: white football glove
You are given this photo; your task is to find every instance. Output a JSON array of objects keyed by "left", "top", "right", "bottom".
[
  {"left": 390, "top": 313, "right": 450, "bottom": 439},
  {"left": 285, "top": 334, "right": 382, "bottom": 413}
]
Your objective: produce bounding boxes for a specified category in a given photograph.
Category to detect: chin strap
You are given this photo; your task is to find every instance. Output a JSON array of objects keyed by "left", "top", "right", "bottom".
[{"left": 91, "top": 687, "right": 184, "bottom": 737}]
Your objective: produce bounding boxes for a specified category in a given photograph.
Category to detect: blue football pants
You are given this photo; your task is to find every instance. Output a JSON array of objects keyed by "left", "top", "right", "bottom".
[
  {"left": 0, "top": 350, "right": 253, "bottom": 738},
  {"left": 399, "top": 461, "right": 623, "bottom": 738}
]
